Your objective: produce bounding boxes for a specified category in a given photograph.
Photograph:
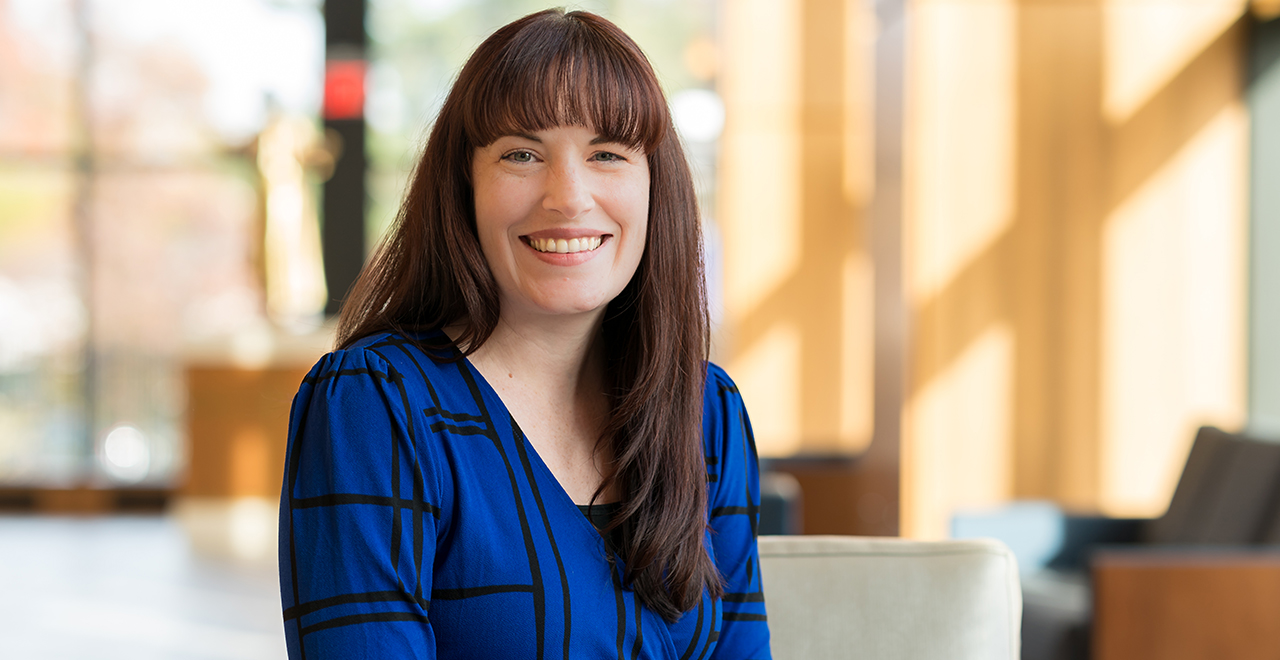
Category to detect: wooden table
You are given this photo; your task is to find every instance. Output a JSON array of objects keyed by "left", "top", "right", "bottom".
[{"left": 1093, "top": 549, "right": 1280, "bottom": 660}]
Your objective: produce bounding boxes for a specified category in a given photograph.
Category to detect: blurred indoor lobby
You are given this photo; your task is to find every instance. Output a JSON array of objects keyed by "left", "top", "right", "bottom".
[{"left": 2, "top": 0, "right": 1280, "bottom": 658}]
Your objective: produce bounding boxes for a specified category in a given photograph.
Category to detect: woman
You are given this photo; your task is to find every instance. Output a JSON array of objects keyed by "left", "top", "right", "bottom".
[{"left": 280, "top": 9, "right": 770, "bottom": 659}]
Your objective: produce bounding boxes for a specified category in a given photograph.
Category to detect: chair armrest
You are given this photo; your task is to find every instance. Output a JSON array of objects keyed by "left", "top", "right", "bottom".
[
  {"left": 758, "top": 471, "right": 803, "bottom": 535},
  {"left": 1092, "top": 548, "right": 1280, "bottom": 660},
  {"left": 759, "top": 535, "right": 1021, "bottom": 660}
]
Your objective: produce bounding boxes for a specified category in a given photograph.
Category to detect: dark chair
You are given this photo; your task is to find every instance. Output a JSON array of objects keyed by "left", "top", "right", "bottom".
[
  {"left": 758, "top": 470, "right": 803, "bottom": 535},
  {"left": 953, "top": 426, "right": 1280, "bottom": 660}
]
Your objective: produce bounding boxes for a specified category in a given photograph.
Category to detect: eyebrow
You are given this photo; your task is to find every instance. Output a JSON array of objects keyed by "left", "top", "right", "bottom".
[{"left": 508, "top": 132, "right": 621, "bottom": 146}]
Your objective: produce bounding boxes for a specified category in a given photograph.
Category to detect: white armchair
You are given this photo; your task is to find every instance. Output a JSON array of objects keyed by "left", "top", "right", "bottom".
[{"left": 759, "top": 535, "right": 1022, "bottom": 660}]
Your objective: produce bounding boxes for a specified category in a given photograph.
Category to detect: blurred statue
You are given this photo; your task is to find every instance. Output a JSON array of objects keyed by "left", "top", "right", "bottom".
[{"left": 256, "top": 109, "right": 328, "bottom": 331}]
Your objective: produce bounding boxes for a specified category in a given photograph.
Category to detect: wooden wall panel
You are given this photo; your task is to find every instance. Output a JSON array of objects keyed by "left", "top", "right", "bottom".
[
  {"left": 718, "top": 0, "right": 1248, "bottom": 536},
  {"left": 902, "top": 0, "right": 1249, "bottom": 537},
  {"left": 719, "top": 0, "right": 892, "bottom": 534},
  {"left": 719, "top": 0, "right": 877, "bottom": 458}
]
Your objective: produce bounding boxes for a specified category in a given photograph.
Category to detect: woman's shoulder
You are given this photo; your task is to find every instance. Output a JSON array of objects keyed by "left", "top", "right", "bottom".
[
  {"left": 701, "top": 361, "right": 750, "bottom": 446},
  {"left": 704, "top": 361, "right": 738, "bottom": 392},
  {"left": 702, "top": 361, "right": 744, "bottom": 411},
  {"left": 701, "top": 362, "right": 758, "bottom": 501},
  {"left": 309, "top": 330, "right": 461, "bottom": 383},
  {"left": 289, "top": 331, "right": 476, "bottom": 473}
]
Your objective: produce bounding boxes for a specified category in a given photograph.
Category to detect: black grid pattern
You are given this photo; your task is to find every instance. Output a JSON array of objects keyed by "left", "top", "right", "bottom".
[{"left": 279, "top": 333, "right": 771, "bottom": 659}]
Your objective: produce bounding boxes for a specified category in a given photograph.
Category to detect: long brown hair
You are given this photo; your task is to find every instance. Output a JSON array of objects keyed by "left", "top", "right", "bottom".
[{"left": 335, "top": 9, "right": 719, "bottom": 620}]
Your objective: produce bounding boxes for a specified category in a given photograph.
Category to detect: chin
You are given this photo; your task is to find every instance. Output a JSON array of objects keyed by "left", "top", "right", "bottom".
[
  {"left": 524, "top": 291, "right": 614, "bottom": 318},
  {"left": 538, "top": 300, "right": 610, "bottom": 317}
]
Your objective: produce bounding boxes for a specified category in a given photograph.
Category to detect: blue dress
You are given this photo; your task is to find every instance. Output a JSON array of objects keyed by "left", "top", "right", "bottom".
[{"left": 279, "top": 332, "right": 771, "bottom": 659}]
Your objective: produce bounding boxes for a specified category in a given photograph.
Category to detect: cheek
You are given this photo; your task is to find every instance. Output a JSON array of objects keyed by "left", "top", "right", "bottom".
[
  {"left": 471, "top": 195, "right": 516, "bottom": 274},
  {"left": 470, "top": 204, "right": 499, "bottom": 259},
  {"left": 615, "top": 171, "right": 650, "bottom": 232},
  {"left": 472, "top": 181, "right": 503, "bottom": 230},
  {"left": 620, "top": 205, "right": 649, "bottom": 274},
  {"left": 626, "top": 180, "right": 650, "bottom": 256},
  {"left": 473, "top": 181, "right": 525, "bottom": 242}
]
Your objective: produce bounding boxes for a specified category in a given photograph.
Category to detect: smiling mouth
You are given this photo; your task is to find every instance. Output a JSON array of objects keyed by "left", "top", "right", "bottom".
[{"left": 523, "top": 236, "right": 607, "bottom": 254}]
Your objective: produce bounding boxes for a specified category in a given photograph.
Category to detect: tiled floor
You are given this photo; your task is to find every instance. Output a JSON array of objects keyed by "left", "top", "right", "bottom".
[{"left": 0, "top": 516, "right": 285, "bottom": 660}]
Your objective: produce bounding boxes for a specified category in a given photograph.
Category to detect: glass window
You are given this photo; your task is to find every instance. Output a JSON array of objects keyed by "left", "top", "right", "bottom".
[{"left": 0, "top": 0, "right": 323, "bottom": 486}]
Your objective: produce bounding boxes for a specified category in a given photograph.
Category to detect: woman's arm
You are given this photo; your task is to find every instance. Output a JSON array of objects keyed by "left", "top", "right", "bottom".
[
  {"left": 279, "top": 347, "right": 438, "bottom": 659},
  {"left": 704, "top": 365, "right": 772, "bottom": 659}
]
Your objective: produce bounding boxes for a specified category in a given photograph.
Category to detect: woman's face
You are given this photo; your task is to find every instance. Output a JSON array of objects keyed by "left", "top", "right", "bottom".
[{"left": 471, "top": 124, "right": 650, "bottom": 323}]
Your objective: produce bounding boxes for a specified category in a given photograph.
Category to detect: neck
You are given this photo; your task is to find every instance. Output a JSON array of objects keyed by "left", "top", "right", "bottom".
[
  {"left": 454, "top": 307, "right": 607, "bottom": 404},
  {"left": 450, "top": 307, "right": 617, "bottom": 504}
]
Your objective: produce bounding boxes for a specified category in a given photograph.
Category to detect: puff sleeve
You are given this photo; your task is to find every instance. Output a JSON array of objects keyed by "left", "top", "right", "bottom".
[
  {"left": 703, "top": 364, "right": 772, "bottom": 659},
  {"left": 279, "top": 348, "right": 439, "bottom": 659}
]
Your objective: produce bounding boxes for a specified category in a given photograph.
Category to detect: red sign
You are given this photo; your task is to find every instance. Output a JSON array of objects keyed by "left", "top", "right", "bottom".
[{"left": 324, "top": 60, "right": 366, "bottom": 120}]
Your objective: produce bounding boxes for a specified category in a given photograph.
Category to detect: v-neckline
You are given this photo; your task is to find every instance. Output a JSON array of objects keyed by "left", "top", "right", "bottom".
[{"left": 458, "top": 350, "right": 622, "bottom": 547}]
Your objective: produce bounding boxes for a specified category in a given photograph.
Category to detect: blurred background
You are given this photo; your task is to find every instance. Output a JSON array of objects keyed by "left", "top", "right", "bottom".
[{"left": 1, "top": 0, "right": 1278, "bottom": 657}]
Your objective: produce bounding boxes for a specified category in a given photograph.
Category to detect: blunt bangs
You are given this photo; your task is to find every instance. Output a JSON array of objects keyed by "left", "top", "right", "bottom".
[{"left": 460, "top": 11, "right": 669, "bottom": 153}]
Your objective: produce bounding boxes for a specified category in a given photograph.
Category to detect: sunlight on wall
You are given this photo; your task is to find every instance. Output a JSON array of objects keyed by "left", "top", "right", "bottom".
[
  {"left": 906, "top": 0, "right": 1016, "bottom": 304},
  {"left": 719, "top": 0, "right": 801, "bottom": 320},
  {"left": 902, "top": 0, "right": 1016, "bottom": 537},
  {"left": 1101, "top": 103, "right": 1248, "bottom": 516},
  {"left": 719, "top": 0, "right": 878, "bottom": 457},
  {"left": 1103, "top": 0, "right": 1246, "bottom": 123},
  {"left": 905, "top": 324, "right": 1015, "bottom": 539},
  {"left": 843, "top": 0, "right": 876, "bottom": 207},
  {"left": 838, "top": 2, "right": 877, "bottom": 455},
  {"left": 734, "top": 322, "right": 803, "bottom": 457},
  {"left": 841, "top": 253, "right": 875, "bottom": 451}
]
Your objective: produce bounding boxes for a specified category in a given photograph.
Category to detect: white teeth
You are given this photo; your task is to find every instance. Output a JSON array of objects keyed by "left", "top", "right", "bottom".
[{"left": 529, "top": 236, "right": 604, "bottom": 254}]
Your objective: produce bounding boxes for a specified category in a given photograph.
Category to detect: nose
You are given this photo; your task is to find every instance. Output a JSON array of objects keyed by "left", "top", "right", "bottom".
[{"left": 542, "top": 160, "right": 594, "bottom": 219}]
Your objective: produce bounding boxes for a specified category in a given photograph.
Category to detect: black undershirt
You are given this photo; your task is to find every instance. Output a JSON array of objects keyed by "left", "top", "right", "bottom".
[{"left": 578, "top": 501, "right": 625, "bottom": 552}]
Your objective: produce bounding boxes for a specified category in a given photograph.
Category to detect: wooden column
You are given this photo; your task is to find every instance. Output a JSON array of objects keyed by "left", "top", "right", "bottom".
[{"left": 719, "top": 0, "right": 893, "bottom": 535}]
